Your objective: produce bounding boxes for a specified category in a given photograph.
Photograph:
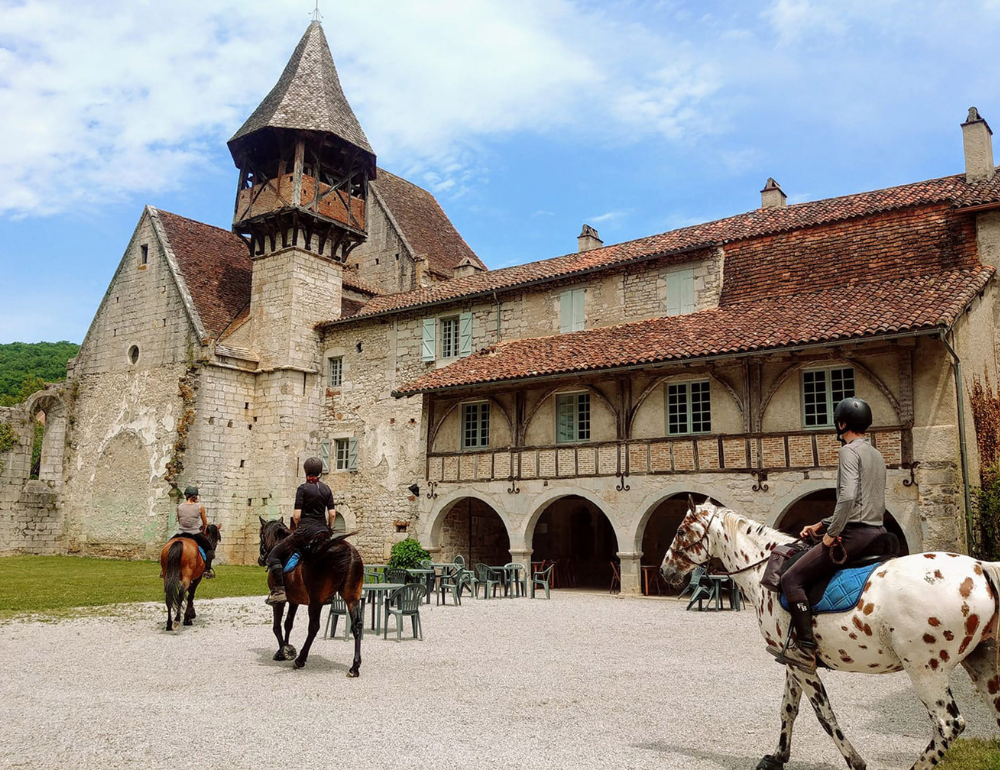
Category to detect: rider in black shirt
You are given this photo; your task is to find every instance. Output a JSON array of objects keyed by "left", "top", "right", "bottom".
[{"left": 264, "top": 456, "right": 338, "bottom": 605}]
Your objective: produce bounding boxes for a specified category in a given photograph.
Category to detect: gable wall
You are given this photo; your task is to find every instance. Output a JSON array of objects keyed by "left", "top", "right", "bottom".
[{"left": 347, "top": 193, "right": 416, "bottom": 294}]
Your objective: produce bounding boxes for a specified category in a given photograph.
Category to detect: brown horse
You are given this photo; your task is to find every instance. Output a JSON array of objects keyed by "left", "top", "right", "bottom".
[
  {"left": 159, "top": 524, "right": 221, "bottom": 631},
  {"left": 258, "top": 516, "right": 365, "bottom": 675}
]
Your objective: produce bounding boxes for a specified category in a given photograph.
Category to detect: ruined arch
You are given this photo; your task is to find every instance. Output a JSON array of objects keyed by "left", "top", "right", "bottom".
[{"left": 24, "top": 388, "right": 67, "bottom": 489}]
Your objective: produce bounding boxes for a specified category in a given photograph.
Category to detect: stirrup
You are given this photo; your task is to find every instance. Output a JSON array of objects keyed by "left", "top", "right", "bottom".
[
  {"left": 767, "top": 635, "right": 817, "bottom": 673},
  {"left": 265, "top": 588, "right": 287, "bottom": 606},
  {"left": 203, "top": 568, "right": 215, "bottom": 579}
]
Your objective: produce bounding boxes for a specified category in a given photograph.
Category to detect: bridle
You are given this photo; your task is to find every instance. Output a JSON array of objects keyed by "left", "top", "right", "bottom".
[
  {"left": 258, "top": 520, "right": 289, "bottom": 563},
  {"left": 671, "top": 509, "right": 773, "bottom": 577}
]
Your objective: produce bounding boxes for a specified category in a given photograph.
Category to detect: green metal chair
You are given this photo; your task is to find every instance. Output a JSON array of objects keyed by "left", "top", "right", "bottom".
[
  {"left": 385, "top": 567, "right": 408, "bottom": 585},
  {"left": 504, "top": 562, "right": 527, "bottom": 598},
  {"left": 473, "top": 563, "right": 502, "bottom": 599},
  {"left": 324, "top": 593, "right": 353, "bottom": 640},
  {"left": 384, "top": 583, "right": 425, "bottom": 641},
  {"left": 531, "top": 564, "right": 555, "bottom": 599}
]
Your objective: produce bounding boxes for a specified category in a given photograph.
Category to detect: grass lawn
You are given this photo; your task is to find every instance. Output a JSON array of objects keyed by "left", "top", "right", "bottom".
[
  {"left": 0, "top": 555, "right": 266, "bottom": 617},
  {"left": 940, "top": 738, "right": 1000, "bottom": 769}
]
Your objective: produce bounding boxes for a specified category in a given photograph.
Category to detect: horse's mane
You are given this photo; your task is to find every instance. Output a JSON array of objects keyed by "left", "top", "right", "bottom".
[
  {"left": 710, "top": 504, "right": 796, "bottom": 547},
  {"left": 205, "top": 523, "right": 221, "bottom": 542}
]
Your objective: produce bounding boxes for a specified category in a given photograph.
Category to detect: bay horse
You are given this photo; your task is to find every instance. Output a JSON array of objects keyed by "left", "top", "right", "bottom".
[
  {"left": 660, "top": 499, "right": 1000, "bottom": 770},
  {"left": 257, "top": 516, "right": 365, "bottom": 676},
  {"left": 159, "top": 524, "right": 221, "bottom": 631}
]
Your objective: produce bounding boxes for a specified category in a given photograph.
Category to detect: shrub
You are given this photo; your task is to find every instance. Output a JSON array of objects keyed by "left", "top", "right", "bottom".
[
  {"left": 388, "top": 537, "right": 429, "bottom": 570},
  {"left": 973, "top": 463, "right": 1000, "bottom": 561}
]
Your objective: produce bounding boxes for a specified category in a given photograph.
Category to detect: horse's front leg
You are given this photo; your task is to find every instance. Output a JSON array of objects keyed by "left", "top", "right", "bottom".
[
  {"left": 183, "top": 578, "right": 200, "bottom": 626},
  {"left": 793, "top": 670, "right": 867, "bottom": 770},
  {"left": 293, "top": 603, "right": 323, "bottom": 669},
  {"left": 347, "top": 599, "right": 363, "bottom": 678},
  {"left": 757, "top": 668, "right": 803, "bottom": 769},
  {"left": 271, "top": 603, "right": 295, "bottom": 661}
]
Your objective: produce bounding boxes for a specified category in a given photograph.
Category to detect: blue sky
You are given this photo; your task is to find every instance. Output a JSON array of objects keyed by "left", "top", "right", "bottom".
[{"left": 2, "top": 0, "right": 1000, "bottom": 343}]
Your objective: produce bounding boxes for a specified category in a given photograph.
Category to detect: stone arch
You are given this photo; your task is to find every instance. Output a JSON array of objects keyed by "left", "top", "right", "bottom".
[
  {"left": 772, "top": 484, "right": 914, "bottom": 555},
  {"left": 631, "top": 481, "right": 737, "bottom": 553},
  {"left": 424, "top": 490, "right": 511, "bottom": 565},
  {"left": 87, "top": 430, "right": 152, "bottom": 550},
  {"left": 24, "top": 388, "right": 67, "bottom": 489}
]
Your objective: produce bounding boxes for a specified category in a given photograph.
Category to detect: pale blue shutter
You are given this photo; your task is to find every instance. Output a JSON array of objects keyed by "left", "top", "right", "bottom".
[
  {"left": 319, "top": 440, "right": 331, "bottom": 472},
  {"left": 459, "top": 311, "right": 473, "bottom": 357},
  {"left": 347, "top": 438, "right": 359, "bottom": 472},
  {"left": 680, "top": 270, "right": 695, "bottom": 314},
  {"left": 559, "top": 291, "right": 572, "bottom": 333},
  {"left": 422, "top": 318, "right": 436, "bottom": 362},
  {"left": 572, "top": 289, "right": 585, "bottom": 331},
  {"left": 665, "top": 272, "right": 682, "bottom": 316}
]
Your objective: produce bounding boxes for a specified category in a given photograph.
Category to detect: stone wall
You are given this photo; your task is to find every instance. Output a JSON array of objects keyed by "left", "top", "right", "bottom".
[{"left": 348, "top": 190, "right": 415, "bottom": 294}]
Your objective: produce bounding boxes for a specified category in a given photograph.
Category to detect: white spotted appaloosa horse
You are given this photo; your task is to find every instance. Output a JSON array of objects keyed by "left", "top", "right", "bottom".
[{"left": 660, "top": 499, "right": 1000, "bottom": 770}]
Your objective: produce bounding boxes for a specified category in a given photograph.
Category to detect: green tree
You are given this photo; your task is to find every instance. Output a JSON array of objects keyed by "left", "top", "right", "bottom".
[
  {"left": 0, "top": 375, "right": 48, "bottom": 407},
  {"left": 0, "top": 341, "right": 79, "bottom": 403}
]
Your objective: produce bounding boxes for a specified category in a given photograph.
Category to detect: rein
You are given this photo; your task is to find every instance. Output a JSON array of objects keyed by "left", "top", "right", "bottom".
[{"left": 674, "top": 511, "right": 774, "bottom": 577}]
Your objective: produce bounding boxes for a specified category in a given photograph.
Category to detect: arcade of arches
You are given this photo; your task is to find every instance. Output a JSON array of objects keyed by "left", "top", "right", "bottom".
[{"left": 428, "top": 488, "right": 906, "bottom": 594}]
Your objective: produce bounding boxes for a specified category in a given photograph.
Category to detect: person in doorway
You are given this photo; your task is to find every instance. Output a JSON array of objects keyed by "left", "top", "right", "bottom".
[
  {"left": 175, "top": 486, "right": 215, "bottom": 578},
  {"left": 776, "top": 397, "right": 887, "bottom": 670},
  {"left": 264, "top": 456, "right": 338, "bottom": 605}
]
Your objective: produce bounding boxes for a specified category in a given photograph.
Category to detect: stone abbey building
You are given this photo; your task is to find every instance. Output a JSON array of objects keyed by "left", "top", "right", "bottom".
[{"left": 3, "top": 22, "right": 1000, "bottom": 594}]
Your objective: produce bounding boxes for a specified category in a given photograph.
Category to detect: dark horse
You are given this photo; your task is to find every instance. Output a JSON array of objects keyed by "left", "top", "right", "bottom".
[
  {"left": 258, "top": 516, "right": 365, "bottom": 676},
  {"left": 160, "top": 523, "right": 222, "bottom": 631}
]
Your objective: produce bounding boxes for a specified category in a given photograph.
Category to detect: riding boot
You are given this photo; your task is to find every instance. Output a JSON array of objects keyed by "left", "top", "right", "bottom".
[
  {"left": 265, "top": 564, "right": 287, "bottom": 605},
  {"left": 769, "top": 602, "right": 818, "bottom": 672},
  {"left": 203, "top": 550, "right": 216, "bottom": 579}
]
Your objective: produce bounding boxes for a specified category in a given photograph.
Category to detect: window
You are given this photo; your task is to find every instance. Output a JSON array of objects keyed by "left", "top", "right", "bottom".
[
  {"left": 665, "top": 268, "right": 695, "bottom": 316},
  {"left": 140, "top": 244, "right": 148, "bottom": 266},
  {"left": 667, "top": 380, "right": 711, "bottom": 435},
  {"left": 462, "top": 402, "right": 490, "bottom": 449},
  {"left": 422, "top": 312, "right": 473, "bottom": 362},
  {"left": 334, "top": 437, "right": 359, "bottom": 471},
  {"left": 559, "top": 288, "right": 585, "bottom": 333},
  {"left": 556, "top": 392, "right": 591, "bottom": 443},
  {"left": 802, "top": 367, "right": 855, "bottom": 428},
  {"left": 328, "top": 356, "right": 343, "bottom": 388},
  {"left": 440, "top": 316, "right": 460, "bottom": 359}
]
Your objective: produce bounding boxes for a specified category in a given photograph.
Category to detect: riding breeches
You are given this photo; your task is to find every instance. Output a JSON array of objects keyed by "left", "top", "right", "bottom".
[
  {"left": 176, "top": 532, "right": 215, "bottom": 559},
  {"left": 780, "top": 524, "right": 886, "bottom": 605},
  {"left": 264, "top": 520, "right": 330, "bottom": 572}
]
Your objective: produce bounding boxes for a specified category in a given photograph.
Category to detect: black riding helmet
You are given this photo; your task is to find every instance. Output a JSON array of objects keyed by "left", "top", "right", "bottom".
[
  {"left": 834, "top": 397, "right": 873, "bottom": 441},
  {"left": 303, "top": 456, "right": 323, "bottom": 477}
]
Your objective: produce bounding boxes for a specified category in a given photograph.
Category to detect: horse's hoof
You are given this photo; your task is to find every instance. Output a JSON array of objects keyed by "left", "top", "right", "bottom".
[
  {"left": 272, "top": 650, "right": 287, "bottom": 661},
  {"left": 294, "top": 658, "right": 305, "bottom": 669},
  {"left": 756, "top": 756, "right": 784, "bottom": 770},
  {"left": 183, "top": 619, "right": 193, "bottom": 626},
  {"left": 282, "top": 644, "right": 296, "bottom": 659},
  {"left": 347, "top": 669, "right": 359, "bottom": 678}
]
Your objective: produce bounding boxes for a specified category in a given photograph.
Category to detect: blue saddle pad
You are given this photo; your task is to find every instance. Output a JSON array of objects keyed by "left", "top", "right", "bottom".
[
  {"left": 283, "top": 552, "right": 301, "bottom": 573},
  {"left": 198, "top": 547, "right": 206, "bottom": 563},
  {"left": 780, "top": 562, "right": 882, "bottom": 614}
]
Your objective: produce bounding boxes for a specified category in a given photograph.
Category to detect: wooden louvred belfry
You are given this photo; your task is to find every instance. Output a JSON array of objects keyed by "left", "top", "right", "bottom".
[{"left": 228, "top": 21, "right": 376, "bottom": 262}]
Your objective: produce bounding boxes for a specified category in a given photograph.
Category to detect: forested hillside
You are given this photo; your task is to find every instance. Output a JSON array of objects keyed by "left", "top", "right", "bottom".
[{"left": 0, "top": 341, "right": 80, "bottom": 405}]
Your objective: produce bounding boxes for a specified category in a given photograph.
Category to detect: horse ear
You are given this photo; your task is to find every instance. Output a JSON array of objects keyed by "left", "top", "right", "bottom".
[
  {"left": 688, "top": 494, "right": 695, "bottom": 512},
  {"left": 702, "top": 495, "right": 710, "bottom": 506},
  {"left": 259, "top": 516, "right": 267, "bottom": 527}
]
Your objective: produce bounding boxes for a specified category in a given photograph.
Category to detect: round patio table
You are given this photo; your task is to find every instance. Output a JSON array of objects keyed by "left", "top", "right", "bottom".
[{"left": 362, "top": 582, "right": 405, "bottom": 634}]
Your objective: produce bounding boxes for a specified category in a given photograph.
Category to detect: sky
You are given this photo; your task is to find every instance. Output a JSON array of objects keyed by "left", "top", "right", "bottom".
[{"left": 3, "top": 0, "right": 1000, "bottom": 343}]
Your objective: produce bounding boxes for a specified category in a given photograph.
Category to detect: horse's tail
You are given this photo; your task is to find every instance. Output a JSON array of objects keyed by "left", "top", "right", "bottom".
[
  {"left": 164, "top": 541, "right": 186, "bottom": 612},
  {"left": 978, "top": 561, "right": 1000, "bottom": 673},
  {"left": 302, "top": 529, "right": 356, "bottom": 556}
]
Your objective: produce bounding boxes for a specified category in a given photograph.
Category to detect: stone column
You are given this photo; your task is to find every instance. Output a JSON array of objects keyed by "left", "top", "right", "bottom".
[{"left": 617, "top": 550, "right": 642, "bottom": 595}]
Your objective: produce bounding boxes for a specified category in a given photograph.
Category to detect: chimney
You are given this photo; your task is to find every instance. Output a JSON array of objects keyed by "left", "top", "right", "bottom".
[
  {"left": 962, "top": 107, "right": 995, "bottom": 183},
  {"left": 760, "top": 178, "right": 787, "bottom": 208},
  {"left": 453, "top": 256, "right": 483, "bottom": 279},
  {"left": 577, "top": 224, "right": 603, "bottom": 253}
]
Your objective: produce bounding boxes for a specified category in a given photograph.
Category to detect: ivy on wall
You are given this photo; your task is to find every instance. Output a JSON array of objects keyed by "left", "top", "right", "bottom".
[
  {"left": 969, "top": 373, "right": 1000, "bottom": 560},
  {"left": 164, "top": 366, "right": 198, "bottom": 494}
]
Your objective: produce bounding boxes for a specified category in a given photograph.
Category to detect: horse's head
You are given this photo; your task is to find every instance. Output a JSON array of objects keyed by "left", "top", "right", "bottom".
[
  {"left": 258, "top": 516, "right": 290, "bottom": 566},
  {"left": 660, "top": 496, "right": 720, "bottom": 588},
  {"left": 205, "top": 523, "right": 222, "bottom": 548}
]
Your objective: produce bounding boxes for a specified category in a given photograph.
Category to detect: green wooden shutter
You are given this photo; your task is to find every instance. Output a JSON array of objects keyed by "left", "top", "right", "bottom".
[
  {"left": 422, "top": 318, "right": 436, "bottom": 362},
  {"left": 572, "top": 289, "right": 585, "bottom": 331},
  {"left": 319, "top": 440, "right": 331, "bottom": 472},
  {"left": 460, "top": 311, "right": 473, "bottom": 357},
  {"left": 665, "top": 272, "right": 683, "bottom": 316},
  {"left": 347, "top": 438, "right": 359, "bottom": 472},
  {"left": 559, "top": 291, "right": 573, "bottom": 333}
]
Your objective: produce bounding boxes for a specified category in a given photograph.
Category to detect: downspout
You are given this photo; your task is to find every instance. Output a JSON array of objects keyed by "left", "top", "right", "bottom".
[{"left": 939, "top": 330, "right": 974, "bottom": 552}]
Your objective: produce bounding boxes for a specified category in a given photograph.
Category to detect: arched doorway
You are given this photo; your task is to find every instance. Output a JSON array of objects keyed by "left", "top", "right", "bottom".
[
  {"left": 641, "top": 494, "right": 720, "bottom": 594},
  {"left": 776, "top": 489, "right": 909, "bottom": 555},
  {"left": 437, "top": 497, "right": 509, "bottom": 565},
  {"left": 531, "top": 495, "right": 618, "bottom": 589}
]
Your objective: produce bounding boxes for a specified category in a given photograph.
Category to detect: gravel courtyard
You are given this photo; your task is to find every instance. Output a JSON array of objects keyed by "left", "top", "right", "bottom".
[{"left": 0, "top": 590, "right": 994, "bottom": 770}]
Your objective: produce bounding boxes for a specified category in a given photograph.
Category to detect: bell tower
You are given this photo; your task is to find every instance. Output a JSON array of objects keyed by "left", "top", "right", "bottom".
[{"left": 228, "top": 20, "right": 376, "bottom": 369}]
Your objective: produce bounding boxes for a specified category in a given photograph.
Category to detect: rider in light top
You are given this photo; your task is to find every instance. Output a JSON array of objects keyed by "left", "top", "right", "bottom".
[
  {"left": 776, "top": 397, "right": 887, "bottom": 669},
  {"left": 264, "top": 456, "right": 338, "bottom": 605},
  {"left": 175, "top": 486, "right": 215, "bottom": 578}
]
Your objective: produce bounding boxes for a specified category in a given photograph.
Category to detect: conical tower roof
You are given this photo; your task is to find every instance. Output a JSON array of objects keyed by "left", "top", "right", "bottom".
[{"left": 228, "top": 21, "right": 373, "bottom": 159}]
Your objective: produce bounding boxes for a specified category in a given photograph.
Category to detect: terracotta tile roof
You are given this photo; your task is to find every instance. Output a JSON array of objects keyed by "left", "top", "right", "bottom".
[
  {"left": 372, "top": 169, "right": 485, "bottom": 277},
  {"left": 348, "top": 169, "right": 1000, "bottom": 322},
  {"left": 394, "top": 267, "right": 994, "bottom": 395},
  {"left": 156, "top": 210, "right": 253, "bottom": 340},
  {"left": 228, "top": 21, "right": 373, "bottom": 158}
]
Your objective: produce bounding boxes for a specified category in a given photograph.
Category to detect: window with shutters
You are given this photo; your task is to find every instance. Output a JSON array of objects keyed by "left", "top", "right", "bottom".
[
  {"left": 424, "top": 311, "right": 473, "bottom": 362},
  {"left": 665, "top": 268, "right": 695, "bottom": 316},
  {"left": 666, "top": 380, "right": 711, "bottom": 435},
  {"left": 556, "top": 392, "right": 591, "bottom": 443},
  {"left": 462, "top": 402, "right": 490, "bottom": 449},
  {"left": 328, "top": 356, "right": 343, "bottom": 388},
  {"left": 334, "top": 438, "right": 359, "bottom": 472},
  {"left": 802, "top": 366, "right": 855, "bottom": 428},
  {"left": 559, "top": 288, "right": 585, "bottom": 333}
]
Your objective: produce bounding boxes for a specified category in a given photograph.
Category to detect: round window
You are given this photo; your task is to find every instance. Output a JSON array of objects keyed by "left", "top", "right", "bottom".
[{"left": 128, "top": 345, "right": 139, "bottom": 364}]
